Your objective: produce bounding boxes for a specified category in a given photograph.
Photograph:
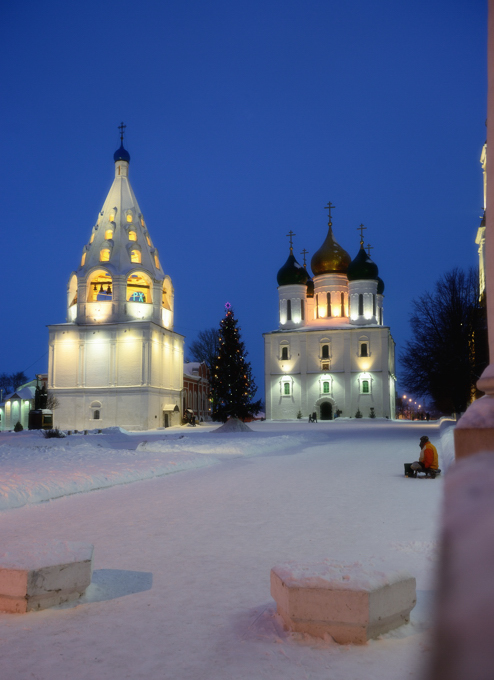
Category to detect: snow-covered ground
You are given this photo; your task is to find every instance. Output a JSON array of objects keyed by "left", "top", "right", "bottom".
[{"left": 0, "top": 418, "right": 454, "bottom": 680}]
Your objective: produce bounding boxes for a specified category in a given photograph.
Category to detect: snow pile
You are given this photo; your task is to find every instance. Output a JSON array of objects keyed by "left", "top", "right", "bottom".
[
  {"left": 272, "top": 558, "right": 413, "bottom": 591},
  {"left": 213, "top": 417, "right": 253, "bottom": 433},
  {"left": 455, "top": 395, "right": 494, "bottom": 429}
]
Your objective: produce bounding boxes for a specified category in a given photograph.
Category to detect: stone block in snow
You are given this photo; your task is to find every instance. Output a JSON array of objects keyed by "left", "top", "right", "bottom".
[
  {"left": 0, "top": 540, "right": 93, "bottom": 613},
  {"left": 270, "top": 560, "right": 416, "bottom": 644}
]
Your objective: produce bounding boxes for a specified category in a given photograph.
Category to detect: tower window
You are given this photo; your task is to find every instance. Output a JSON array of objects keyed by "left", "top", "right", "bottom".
[
  {"left": 146, "top": 235, "right": 152, "bottom": 246},
  {"left": 373, "top": 295, "right": 376, "bottom": 316},
  {"left": 362, "top": 380, "right": 370, "bottom": 394},
  {"left": 126, "top": 214, "right": 133, "bottom": 223},
  {"left": 316, "top": 294, "right": 319, "bottom": 319},
  {"left": 360, "top": 342, "right": 368, "bottom": 357},
  {"left": 154, "top": 255, "right": 160, "bottom": 269},
  {"left": 105, "top": 229, "right": 113, "bottom": 240},
  {"left": 281, "top": 346, "right": 288, "bottom": 360},
  {"left": 323, "top": 381, "right": 330, "bottom": 394},
  {"left": 141, "top": 217, "right": 145, "bottom": 227},
  {"left": 341, "top": 292, "right": 345, "bottom": 317},
  {"left": 284, "top": 382, "right": 291, "bottom": 395},
  {"left": 131, "top": 250, "right": 141, "bottom": 264},
  {"left": 301, "top": 299, "right": 304, "bottom": 320},
  {"left": 327, "top": 292, "right": 331, "bottom": 317},
  {"left": 321, "top": 344, "right": 329, "bottom": 359},
  {"left": 380, "top": 308, "right": 383, "bottom": 325},
  {"left": 89, "top": 233, "right": 95, "bottom": 244},
  {"left": 93, "top": 409, "right": 100, "bottom": 420},
  {"left": 358, "top": 294, "right": 364, "bottom": 316},
  {"left": 100, "top": 248, "right": 111, "bottom": 262},
  {"left": 109, "top": 212, "right": 115, "bottom": 222},
  {"left": 81, "top": 252, "right": 86, "bottom": 266},
  {"left": 287, "top": 299, "right": 291, "bottom": 321},
  {"left": 128, "top": 230, "right": 137, "bottom": 241}
]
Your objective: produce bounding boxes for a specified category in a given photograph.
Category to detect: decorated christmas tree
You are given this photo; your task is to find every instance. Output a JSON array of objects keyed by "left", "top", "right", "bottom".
[{"left": 210, "top": 303, "right": 262, "bottom": 422}]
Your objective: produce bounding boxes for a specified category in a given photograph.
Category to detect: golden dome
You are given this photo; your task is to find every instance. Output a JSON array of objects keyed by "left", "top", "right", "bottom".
[{"left": 311, "top": 224, "right": 351, "bottom": 275}]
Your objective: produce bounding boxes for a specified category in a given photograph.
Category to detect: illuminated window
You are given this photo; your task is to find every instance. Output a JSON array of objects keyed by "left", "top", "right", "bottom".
[
  {"left": 81, "top": 252, "right": 86, "bottom": 266},
  {"left": 105, "top": 229, "right": 113, "bottom": 240},
  {"left": 146, "top": 235, "right": 151, "bottom": 246},
  {"left": 126, "top": 214, "right": 133, "bottom": 223},
  {"left": 89, "top": 233, "right": 95, "bottom": 243},
  {"left": 362, "top": 380, "right": 370, "bottom": 394},
  {"left": 128, "top": 230, "right": 137, "bottom": 241},
  {"left": 323, "top": 381, "right": 330, "bottom": 393},
  {"left": 284, "top": 382, "right": 290, "bottom": 395},
  {"left": 127, "top": 272, "right": 151, "bottom": 303},
  {"left": 162, "top": 287, "right": 171, "bottom": 310},
  {"left": 100, "top": 248, "right": 110, "bottom": 262},
  {"left": 281, "top": 346, "right": 288, "bottom": 360},
  {"left": 130, "top": 250, "right": 141, "bottom": 263},
  {"left": 141, "top": 217, "right": 145, "bottom": 227},
  {"left": 154, "top": 255, "right": 160, "bottom": 268},
  {"left": 109, "top": 212, "right": 115, "bottom": 222}
]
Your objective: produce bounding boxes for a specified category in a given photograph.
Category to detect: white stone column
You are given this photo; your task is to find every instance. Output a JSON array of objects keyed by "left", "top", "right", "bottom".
[{"left": 455, "top": 0, "right": 494, "bottom": 459}]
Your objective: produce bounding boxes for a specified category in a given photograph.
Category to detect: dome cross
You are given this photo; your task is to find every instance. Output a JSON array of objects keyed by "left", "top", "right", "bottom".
[
  {"left": 357, "top": 223, "right": 366, "bottom": 247},
  {"left": 118, "top": 122, "right": 126, "bottom": 143},
  {"left": 300, "top": 248, "right": 309, "bottom": 268},
  {"left": 286, "top": 230, "right": 296, "bottom": 251},
  {"left": 324, "top": 201, "right": 336, "bottom": 225},
  {"left": 366, "top": 243, "right": 374, "bottom": 256}
]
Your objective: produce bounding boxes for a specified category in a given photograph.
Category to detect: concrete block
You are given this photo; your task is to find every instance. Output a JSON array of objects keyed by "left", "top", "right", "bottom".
[
  {"left": 0, "top": 540, "right": 93, "bottom": 613},
  {"left": 271, "top": 560, "right": 416, "bottom": 644}
]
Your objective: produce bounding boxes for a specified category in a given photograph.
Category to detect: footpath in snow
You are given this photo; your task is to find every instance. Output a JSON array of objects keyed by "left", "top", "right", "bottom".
[{"left": 0, "top": 418, "right": 454, "bottom": 680}]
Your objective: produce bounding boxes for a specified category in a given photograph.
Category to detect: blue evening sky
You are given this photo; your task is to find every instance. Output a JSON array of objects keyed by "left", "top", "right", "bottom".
[{"left": 1, "top": 0, "right": 487, "bottom": 401}]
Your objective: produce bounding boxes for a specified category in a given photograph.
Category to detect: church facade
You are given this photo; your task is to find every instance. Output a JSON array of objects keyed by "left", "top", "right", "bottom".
[
  {"left": 263, "top": 211, "right": 396, "bottom": 420},
  {"left": 47, "top": 134, "right": 184, "bottom": 430}
]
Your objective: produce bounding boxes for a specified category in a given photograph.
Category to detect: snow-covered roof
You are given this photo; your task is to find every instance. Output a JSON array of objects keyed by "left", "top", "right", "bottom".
[
  {"left": 184, "top": 362, "right": 202, "bottom": 376},
  {"left": 1, "top": 386, "right": 35, "bottom": 404}
]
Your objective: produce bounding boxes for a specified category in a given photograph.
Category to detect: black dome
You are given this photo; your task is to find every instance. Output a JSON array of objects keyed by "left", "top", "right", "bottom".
[
  {"left": 347, "top": 247, "right": 379, "bottom": 281},
  {"left": 377, "top": 276, "right": 385, "bottom": 294},
  {"left": 114, "top": 143, "right": 131, "bottom": 163},
  {"left": 277, "top": 251, "right": 309, "bottom": 286}
]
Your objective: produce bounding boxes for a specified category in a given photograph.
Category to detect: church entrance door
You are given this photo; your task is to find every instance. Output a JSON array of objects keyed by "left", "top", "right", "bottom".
[
  {"left": 163, "top": 412, "right": 169, "bottom": 428},
  {"left": 320, "top": 402, "right": 333, "bottom": 420}
]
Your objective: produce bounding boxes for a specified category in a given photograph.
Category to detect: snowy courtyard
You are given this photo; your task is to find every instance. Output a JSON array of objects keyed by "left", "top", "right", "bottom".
[{"left": 0, "top": 419, "right": 454, "bottom": 679}]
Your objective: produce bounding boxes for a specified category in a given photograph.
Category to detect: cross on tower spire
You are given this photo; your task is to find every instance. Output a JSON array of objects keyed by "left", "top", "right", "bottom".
[
  {"left": 324, "top": 201, "right": 335, "bottom": 226},
  {"left": 300, "top": 248, "right": 309, "bottom": 268},
  {"left": 118, "top": 122, "right": 126, "bottom": 143},
  {"left": 286, "top": 230, "right": 296, "bottom": 251},
  {"left": 357, "top": 223, "right": 366, "bottom": 247},
  {"left": 366, "top": 243, "right": 374, "bottom": 257}
]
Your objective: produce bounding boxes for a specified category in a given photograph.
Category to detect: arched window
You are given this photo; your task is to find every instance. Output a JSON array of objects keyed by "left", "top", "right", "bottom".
[
  {"left": 322, "top": 344, "right": 329, "bottom": 359},
  {"left": 284, "top": 382, "right": 291, "bottom": 395},
  {"left": 281, "top": 346, "right": 288, "bottom": 360},
  {"left": 162, "top": 286, "right": 171, "bottom": 310},
  {"left": 323, "top": 381, "right": 330, "bottom": 394},
  {"left": 327, "top": 292, "right": 331, "bottom": 317},
  {"left": 93, "top": 410, "right": 100, "bottom": 420},
  {"left": 341, "top": 292, "right": 345, "bottom": 317},
  {"left": 316, "top": 294, "right": 319, "bottom": 319},
  {"left": 301, "top": 299, "right": 305, "bottom": 320},
  {"left": 87, "top": 271, "right": 112, "bottom": 301},
  {"left": 130, "top": 250, "right": 141, "bottom": 264},
  {"left": 358, "top": 294, "right": 364, "bottom": 316},
  {"left": 360, "top": 342, "right": 368, "bottom": 357},
  {"left": 141, "top": 217, "right": 145, "bottom": 227},
  {"left": 104, "top": 229, "right": 113, "bottom": 240},
  {"left": 100, "top": 248, "right": 110, "bottom": 262},
  {"left": 109, "top": 212, "right": 115, "bottom": 222},
  {"left": 362, "top": 380, "right": 370, "bottom": 394},
  {"left": 287, "top": 299, "right": 292, "bottom": 321},
  {"left": 126, "top": 214, "right": 133, "bottom": 223},
  {"left": 81, "top": 252, "right": 86, "bottom": 266},
  {"left": 127, "top": 272, "right": 152, "bottom": 303},
  {"left": 89, "top": 233, "right": 95, "bottom": 244},
  {"left": 146, "top": 234, "right": 152, "bottom": 246},
  {"left": 154, "top": 255, "right": 160, "bottom": 269},
  {"left": 128, "top": 230, "right": 137, "bottom": 241}
]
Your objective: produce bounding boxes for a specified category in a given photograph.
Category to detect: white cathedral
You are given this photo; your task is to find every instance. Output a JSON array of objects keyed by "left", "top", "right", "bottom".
[
  {"left": 263, "top": 209, "right": 396, "bottom": 420},
  {"left": 47, "top": 133, "right": 184, "bottom": 430}
]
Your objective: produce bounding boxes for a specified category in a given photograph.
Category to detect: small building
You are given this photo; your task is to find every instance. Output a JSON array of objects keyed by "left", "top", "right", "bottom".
[
  {"left": 183, "top": 362, "right": 210, "bottom": 421},
  {"left": 263, "top": 210, "right": 396, "bottom": 420},
  {"left": 0, "top": 375, "right": 48, "bottom": 431}
]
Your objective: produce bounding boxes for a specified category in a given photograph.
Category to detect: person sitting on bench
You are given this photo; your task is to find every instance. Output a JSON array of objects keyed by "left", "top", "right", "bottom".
[{"left": 410, "top": 436, "right": 440, "bottom": 477}]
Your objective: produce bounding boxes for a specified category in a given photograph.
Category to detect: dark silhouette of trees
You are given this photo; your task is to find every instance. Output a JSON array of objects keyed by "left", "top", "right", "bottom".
[
  {"left": 400, "top": 268, "right": 488, "bottom": 414},
  {"left": 188, "top": 328, "right": 219, "bottom": 371},
  {"left": 210, "top": 305, "right": 262, "bottom": 422},
  {"left": 0, "top": 371, "right": 29, "bottom": 395}
]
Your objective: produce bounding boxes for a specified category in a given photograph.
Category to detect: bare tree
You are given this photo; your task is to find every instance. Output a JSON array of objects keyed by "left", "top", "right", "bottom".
[
  {"left": 400, "top": 268, "right": 488, "bottom": 414},
  {"left": 46, "top": 393, "right": 60, "bottom": 411},
  {"left": 188, "top": 328, "right": 219, "bottom": 371}
]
